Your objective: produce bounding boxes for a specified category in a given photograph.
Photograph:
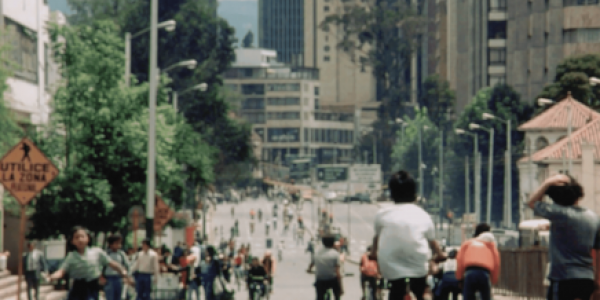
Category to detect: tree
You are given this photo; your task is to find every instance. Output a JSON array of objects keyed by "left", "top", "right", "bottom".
[
  {"left": 121, "top": 0, "right": 254, "bottom": 182},
  {"left": 66, "top": 0, "right": 138, "bottom": 26},
  {"left": 0, "top": 35, "right": 22, "bottom": 154},
  {"left": 390, "top": 107, "right": 455, "bottom": 211},
  {"left": 27, "top": 21, "right": 215, "bottom": 240},
  {"left": 538, "top": 54, "right": 600, "bottom": 106},
  {"left": 450, "top": 84, "right": 534, "bottom": 223},
  {"left": 420, "top": 75, "right": 456, "bottom": 130}
]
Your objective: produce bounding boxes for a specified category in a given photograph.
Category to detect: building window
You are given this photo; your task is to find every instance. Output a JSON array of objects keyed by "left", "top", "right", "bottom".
[
  {"left": 241, "top": 113, "right": 266, "bottom": 124},
  {"left": 324, "top": 56, "right": 331, "bottom": 62},
  {"left": 489, "top": 75, "right": 506, "bottom": 86},
  {"left": 267, "top": 112, "right": 300, "bottom": 120},
  {"left": 242, "top": 84, "right": 265, "bottom": 95},
  {"left": 489, "top": 48, "right": 506, "bottom": 65},
  {"left": 564, "top": 0, "right": 599, "bottom": 6},
  {"left": 267, "top": 128, "right": 300, "bottom": 142},
  {"left": 267, "top": 98, "right": 300, "bottom": 106},
  {"left": 324, "top": 45, "right": 330, "bottom": 52},
  {"left": 489, "top": 0, "right": 507, "bottom": 11},
  {"left": 488, "top": 21, "right": 507, "bottom": 39},
  {"left": 563, "top": 28, "right": 600, "bottom": 43},
  {"left": 315, "top": 99, "right": 320, "bottom": 109},
  {"left": 315, "top": 87, "right": 320, "bottom": 96},
  {"left": 242, "top": 98, "right": 265, "bottom": 109},
  {"left": 267, "top": 83, "right": 301, "bottom": 92},
  {"left": 535, "top": 136, "right": 550, "bottom": 151},
  {"left": 5, "top": 17, "right": 38, "bottom": 83},
  {"left": 324, "top": 5, "right": 330, "bottom": 12}
]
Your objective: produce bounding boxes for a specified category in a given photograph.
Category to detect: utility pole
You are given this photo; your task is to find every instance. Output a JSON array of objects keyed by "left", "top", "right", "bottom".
[{"left": 145, "top": 0, "right": 158, "bottom": 240}]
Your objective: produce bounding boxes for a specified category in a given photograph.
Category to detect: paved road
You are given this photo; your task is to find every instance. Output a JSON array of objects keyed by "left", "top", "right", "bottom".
[{"left": 211, "top": 197, "right": 383, "bottom": 300}]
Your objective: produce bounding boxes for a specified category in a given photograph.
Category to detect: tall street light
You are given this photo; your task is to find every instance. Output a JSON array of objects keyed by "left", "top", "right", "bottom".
[
  {"left": 125, "top": 20, "right": 176, "bottom": 87},
  {"left": 538, "top": 97, "right": 572, "bottom": 174},
  {"left": 172, "top": 82, "right": 207, "bottom": 111},
  {"left": 455, "top": 128, "right": 481, "bottom": 223},
  {"left": 418, "top": 125, "right": 430, "bottom": 202},
  {"left": 470, "top": 123, "right": 494, "bottom": 225},
  {"left": 482, "top": 112, "right": 512, "bottom": 228},
  {"left": 146, "top": 0, "right": 161, "bottom": 240}
]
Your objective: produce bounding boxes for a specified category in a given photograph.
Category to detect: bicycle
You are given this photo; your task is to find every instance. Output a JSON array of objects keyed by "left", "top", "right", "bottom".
[{"left": 249, "top": 275, "right": 270, "bottom": 300}]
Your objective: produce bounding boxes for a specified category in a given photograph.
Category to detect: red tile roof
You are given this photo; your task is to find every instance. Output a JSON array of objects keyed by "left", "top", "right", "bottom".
[
  {"left": 518, "top": 95, "right": 600, "bottom": 131},
  {"left": 518, "top": 117, "right": 600, "bottom": 163}
]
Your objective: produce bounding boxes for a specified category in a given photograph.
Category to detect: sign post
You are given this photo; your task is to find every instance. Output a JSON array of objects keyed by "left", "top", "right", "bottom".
[
  {"left": 128, "top": 206, "right": 145, "bottom": 250},
  {"left": 154, "top": 196, "right": 174, "bottom": 246},
  {"left": 0, "top": 138, "right": 59, "bottom": 300}
]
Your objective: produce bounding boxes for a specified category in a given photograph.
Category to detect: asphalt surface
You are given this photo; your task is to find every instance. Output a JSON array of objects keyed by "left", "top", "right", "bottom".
[
  {"left": 210, "top": 198, "right": 470, "bottom": 300},
  {"left": 210, "top": 196, "right": 384, "bottom": 300}
]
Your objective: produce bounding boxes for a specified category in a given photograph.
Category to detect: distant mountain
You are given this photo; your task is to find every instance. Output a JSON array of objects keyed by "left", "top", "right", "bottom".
[
  {"left": 218, "top": 0, "right": 258, "bottom": 48},
  {"left": 47, "top": 0, "right": 72, "bottom": 14}
]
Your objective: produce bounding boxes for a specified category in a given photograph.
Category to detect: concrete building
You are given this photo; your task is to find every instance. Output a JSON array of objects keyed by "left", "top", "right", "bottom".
[
  {"left": 0, "top": 0, "right": 66, "bottom": 273},
  {"left": 224, "top": 48, "right": 357, "bottom": 167},
  {"left": 506, "top": 0, "right": 600, "bottom": 103},
  {"left": 517, "top": 94, "right": 600, "bottom": 220},
  {"left": 258, "top": 0, "right": 376, "bottom": 106},
  {"left": 436, "top": 0, "right": 507, "bottom": 112}
]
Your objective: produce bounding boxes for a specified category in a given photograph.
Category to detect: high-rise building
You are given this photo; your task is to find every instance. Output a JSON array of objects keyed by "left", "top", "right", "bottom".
[
  {"left": 436, "top": 0, "right": 507, "bottom": 112},
  {"left": 506, "top": 0, "right": 600, "bottom": 103},
  {"left": 258, "top": 0, "right": 376, "bottom": 106}
]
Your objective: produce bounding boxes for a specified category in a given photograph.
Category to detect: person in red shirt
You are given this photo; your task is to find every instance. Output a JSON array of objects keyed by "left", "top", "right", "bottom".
[
  {"left": 455, "top": 223, "right": 500, "bottom": 300},
  {"left": 360, "top": 246, "right": 379, "bottom": 300}
]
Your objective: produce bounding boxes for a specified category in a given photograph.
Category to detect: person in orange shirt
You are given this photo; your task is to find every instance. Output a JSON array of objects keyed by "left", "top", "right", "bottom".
[{"left": 455, "top": 223, "right": 500, "bottom": 300}]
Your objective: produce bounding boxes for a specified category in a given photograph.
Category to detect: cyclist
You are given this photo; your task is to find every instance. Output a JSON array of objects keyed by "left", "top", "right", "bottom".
[
  {"left": 247, "top": 257, "right": 268, "bottom": 299},
  {"left": 262, "top": 251, "right": 276, "bottom": 294},
  {"left": 360, "top": 246, "right": 379, "bottom": 300},
  {"left": 312, "top": 234, "right": 343, "bottom": 300}
]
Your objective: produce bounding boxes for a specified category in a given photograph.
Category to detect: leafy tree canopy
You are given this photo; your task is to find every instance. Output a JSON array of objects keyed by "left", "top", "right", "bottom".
[
  {"left": 420, "top": 75, "right": 456, "bottom": 130},
  {"left": 538, "top": 54, "right": 600, "bottom": 106}
]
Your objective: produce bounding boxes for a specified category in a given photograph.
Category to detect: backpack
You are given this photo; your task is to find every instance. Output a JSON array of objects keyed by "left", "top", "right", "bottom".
[{"left": 360, "top": 254, "right": 378, "bottom": 277}]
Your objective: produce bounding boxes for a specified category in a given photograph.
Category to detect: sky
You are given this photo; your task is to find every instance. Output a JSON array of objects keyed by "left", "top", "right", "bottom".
[{"left": 46, "top": 0, "right": 259, "bottom": 48}]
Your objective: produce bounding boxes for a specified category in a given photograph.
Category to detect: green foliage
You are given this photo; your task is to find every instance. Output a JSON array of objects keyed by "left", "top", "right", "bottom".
[
  {"left": 420, "top": 75, "right": 456, "bottom": 130},
  {"left": 27, "top": 21, "right": 214, "bottom": 240},
  {"left": 66, "top": 0, "right": 138, "bottom": 26},
  {"left": 538, "top": 54, "right": 600, "bottom": 105},
  {"left": 390, "top": 107, "right": 454, "bottom": 207},
  {"left": 0, "top": 34, "right": 22, "bottom": 154},
  {"left": 450, "top": 84, "right": 533, "bottom": 222}
]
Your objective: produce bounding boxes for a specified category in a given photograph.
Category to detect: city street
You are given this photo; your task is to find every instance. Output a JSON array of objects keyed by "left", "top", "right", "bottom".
[{"left": 211, "top": 197, "right": 382, "bottom": 299}]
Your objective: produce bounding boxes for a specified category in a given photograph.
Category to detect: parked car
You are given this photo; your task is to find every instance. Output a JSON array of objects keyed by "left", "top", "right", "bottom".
[{"left": 344, "top": 192, "right": 372, "bottom": 204}]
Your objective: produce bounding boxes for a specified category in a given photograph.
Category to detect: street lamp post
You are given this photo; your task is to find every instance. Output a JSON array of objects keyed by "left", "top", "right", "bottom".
[
  {"left": 146, "top": 0, "right": 160, "bottom": 240},
  {"left": 455, "top": 129, "right": 480, "bottom": 222},
  {"left": 172, "top": 82, "right": 208, "bottom": 112},
  {"left": 418, "top": 125, "right": 430, "bottom": 202},
  {"left": 125, "top": 19, "right": 176, "bottom": 87},
  {"left": 482, "top": 113, "right": 512, "bottom": 228},
  {"left": 470, "top": 123, "right": 494, "bottom": 225}
]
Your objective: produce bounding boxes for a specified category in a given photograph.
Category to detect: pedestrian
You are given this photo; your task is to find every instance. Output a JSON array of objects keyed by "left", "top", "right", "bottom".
[
  {"left": 186, "top": 240, "right": 204, "bottom": 300},
  {"left": 297, "top": 226, "right": 305, "bottom": 246},
  {"left": 360, "top": 246, "right": 379, "bottom": 300},
  {"left": 277, "top": 241, "right": 285, "bottom": 262},
  {"left": 129, "top": 238, "right": 160, "bottom": 300},
  {"left": 262, "top": 251, "right": 276, "bottom": 293},
  {"left": 23, "top": 241, "right": 48, "bottom": 300},
  {"left": 527, "top": 173, "right": 600, "bottom": 300},
  {"left": 455, "top": 223, "right": 500, "bottom": 300},
  {"left": 435, "top": 248, "right": 461, "bottom": 300},
  {"left": 371, "top": 170, "right": 446, "bottom": 300},
  {"left": 48, "top": 226, "right": 132, "bottom": 300},
  {"left": 103, "top": 234, "right": 130, "bottom": 300},
  {"left": 312, "top": 235, "right": 343, "bottom": 300},
  {"left": 199, "top": 246, "right": 221, "bottom": 300},
  {"left": 173, "top": 242, "right": 183, "bottom": 265}
]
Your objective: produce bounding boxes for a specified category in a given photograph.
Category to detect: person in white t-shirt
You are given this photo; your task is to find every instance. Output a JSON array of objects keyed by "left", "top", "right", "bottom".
[{"left": 371, "top": 170, "right": 446, "bottom": 300}]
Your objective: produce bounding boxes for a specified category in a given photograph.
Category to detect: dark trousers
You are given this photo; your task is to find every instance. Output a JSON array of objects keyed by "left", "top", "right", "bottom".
[
  {"left": 134, "top": 273, "right": 152, "bottom": 300},
  {"left": 68, "top": 278, "right": 100, "bottom": 300},
  {"left": 547, "top": 279, "right": 595, "bottom": 300},
  {"left": 315, "top": 278, "right": 341, "bottom": 300},
  {"left": 388, "top": 277, "right": 427, "bottom": 300},
  {"left": 104, "top": 276, "right": 123, "bottom": 300},
  {"left": 361, "top": 274, "right": 377, "bottom": 300},
  {"left": 436, "top": 273, "right": 461, "bottom": 300},
  {"left": 25, "top": 271, "right": 40, "bottom": 300},
  {"left": 462, "top": 267, "right": 491, "bottom": 300}
]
